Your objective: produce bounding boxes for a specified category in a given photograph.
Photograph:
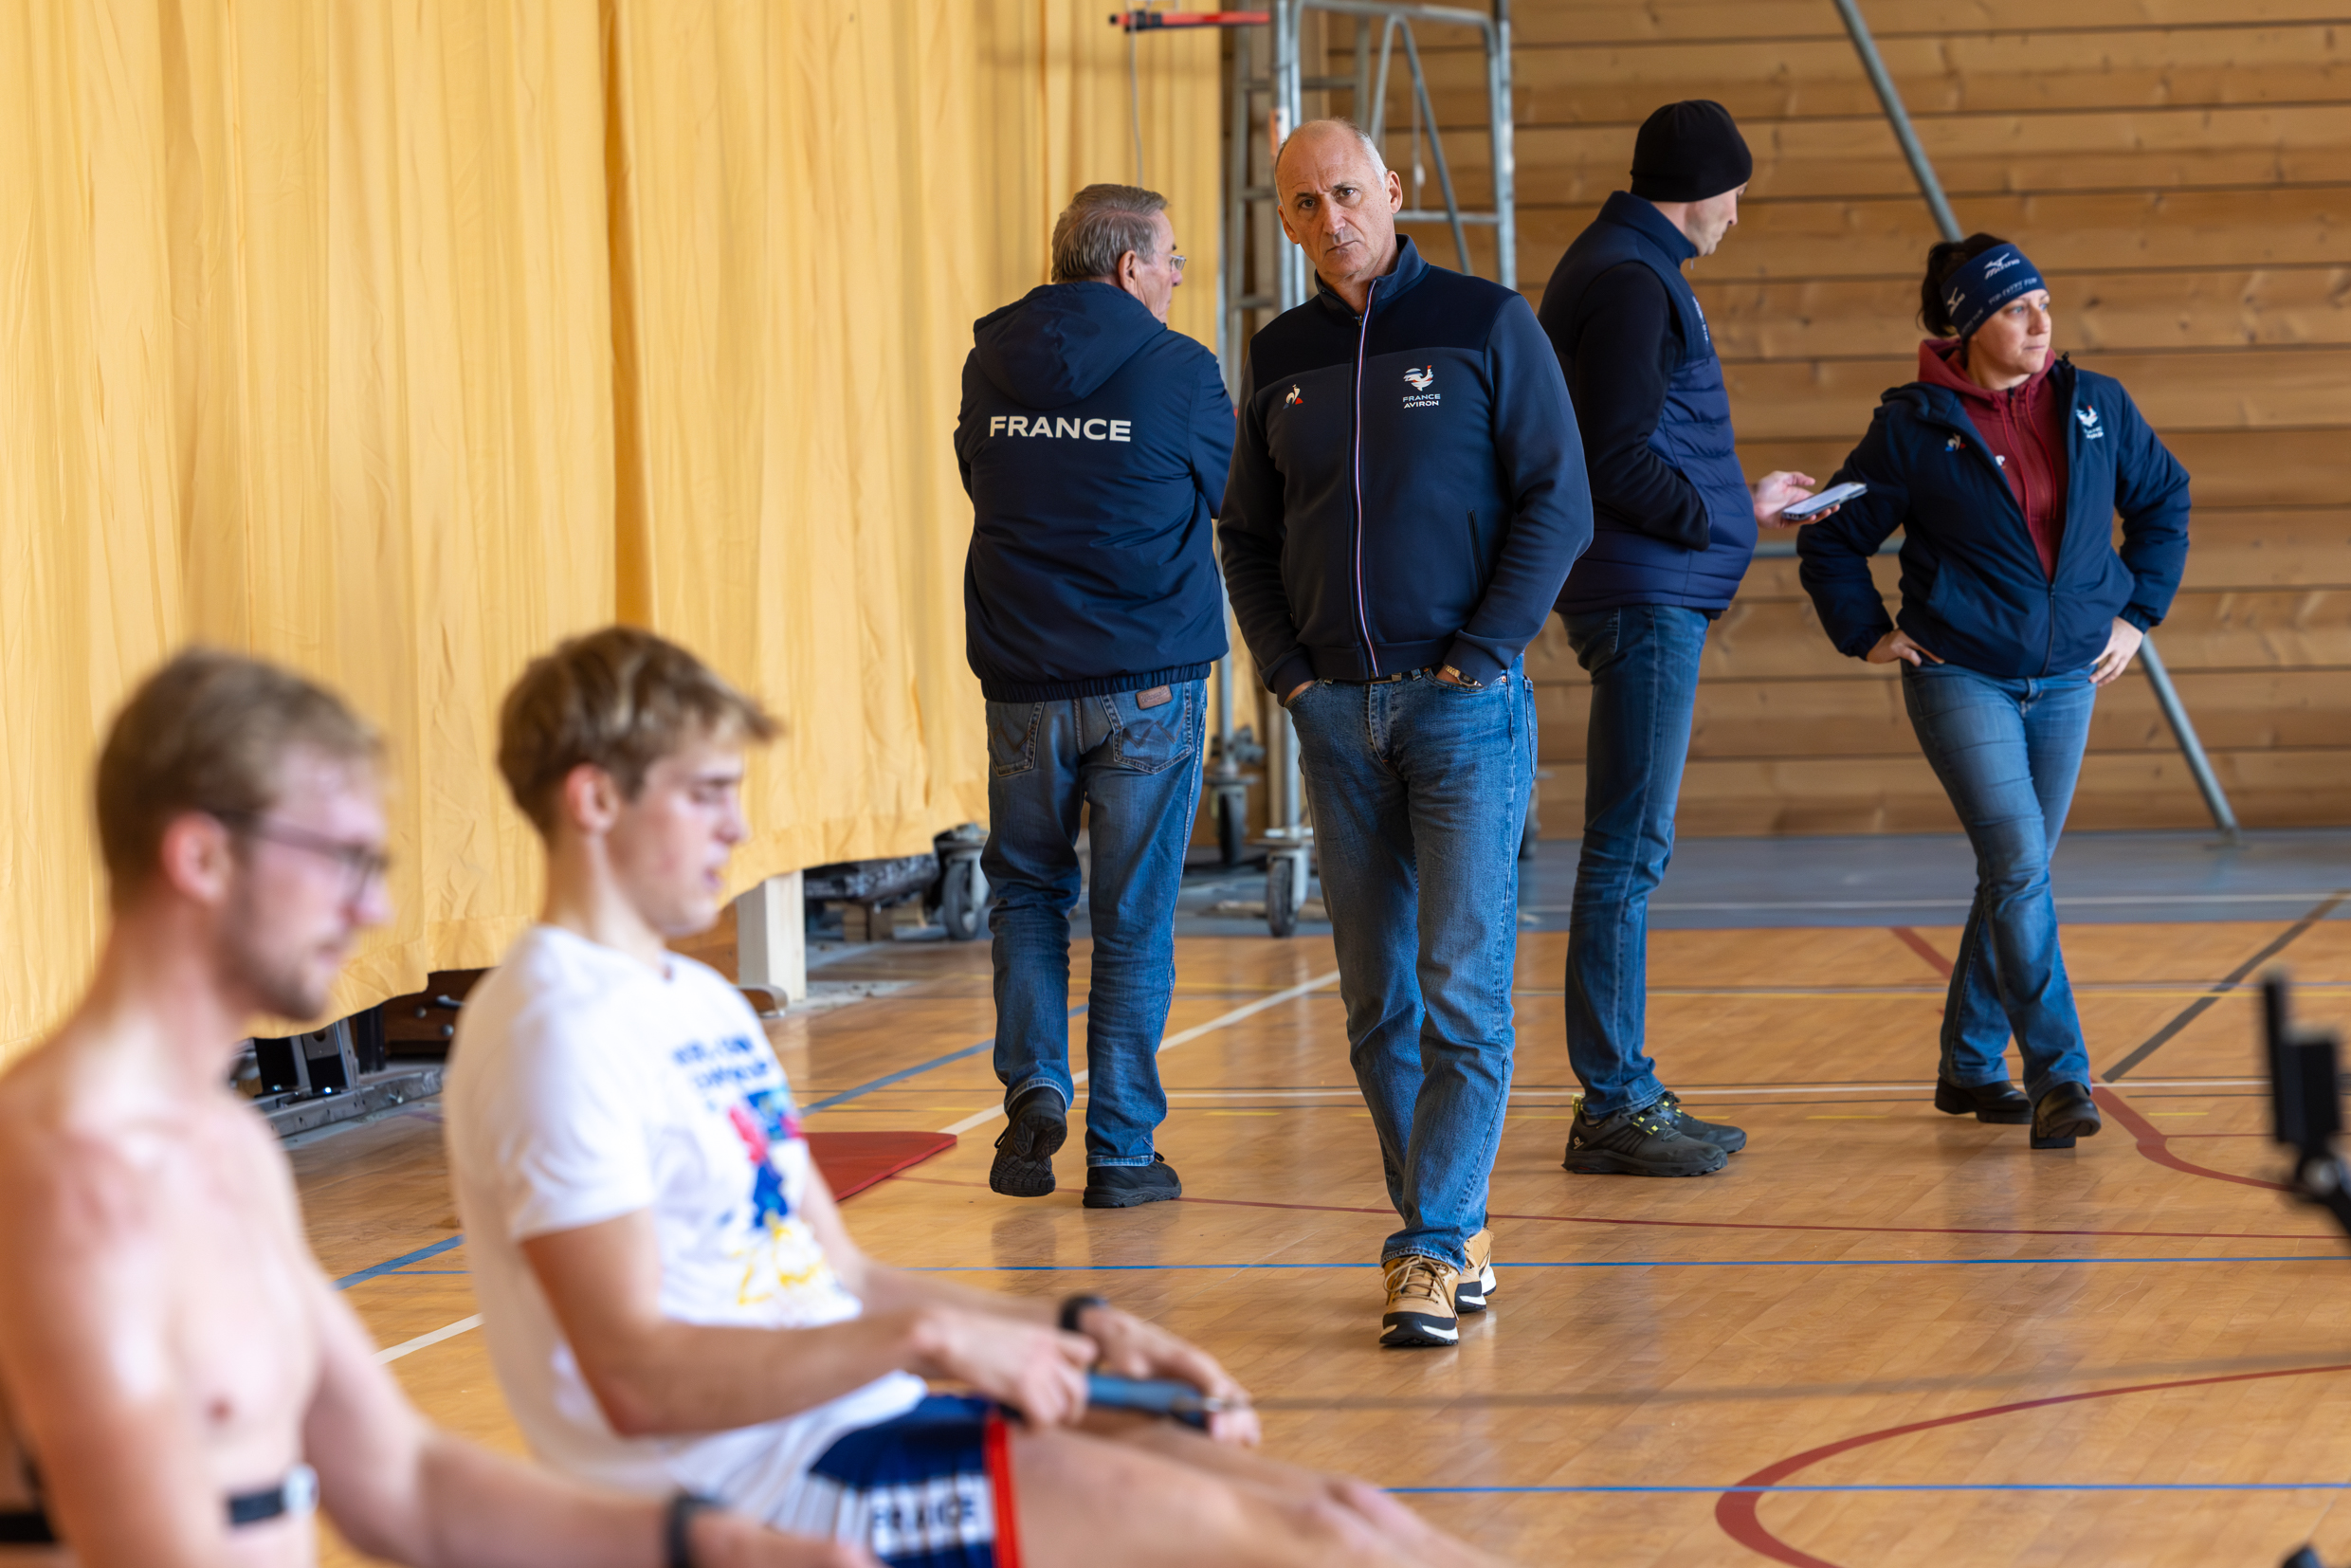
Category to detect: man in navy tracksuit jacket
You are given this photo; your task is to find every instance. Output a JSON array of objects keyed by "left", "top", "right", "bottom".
[
  {"left": 955, "top": 184, "right": 1232, "bottom": 1211},
  {"left": 1534, "top": 100, "right": 1825, "bottom": 1180},
  {"left": 1220, "top": 120, "right": 1592, "bottom": 1349}
]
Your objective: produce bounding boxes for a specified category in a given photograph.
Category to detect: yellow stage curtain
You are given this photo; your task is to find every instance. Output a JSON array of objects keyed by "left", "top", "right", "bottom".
[{"left": 0, "top": 2, "right": 1222, "bottom": 1057}]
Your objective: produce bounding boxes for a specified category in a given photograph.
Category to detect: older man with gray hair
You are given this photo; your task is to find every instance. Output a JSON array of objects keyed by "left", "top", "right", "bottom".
[
  {"left": 1221, "top": 121, "right": 1593, "bottom": 1348},
  {"left": 954, "top": 184, "right": 1234, "bottom": 1210}
]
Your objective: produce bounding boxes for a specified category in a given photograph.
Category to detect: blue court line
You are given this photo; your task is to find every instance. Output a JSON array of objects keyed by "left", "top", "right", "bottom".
[
  {"left": 335, "top": 1234, "right": 465, "bottom": 1289},
  {"left": 1392, "top": 1483, "right": 2351, "bottom": 1496},
  {"left": 907, "top": 1255, "right": 2339, "bottom": 1272},
  {"left": 802, "top": 1005, "right": 1086, "bottom": 1114}
]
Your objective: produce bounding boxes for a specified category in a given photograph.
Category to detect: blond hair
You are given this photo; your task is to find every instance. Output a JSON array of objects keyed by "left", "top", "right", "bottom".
[
  {"left": 497, "top": 627, "right": 778, "bottom": 834},
  {"left": 94, "top": 649, "right": 378, "bottom": 906}
]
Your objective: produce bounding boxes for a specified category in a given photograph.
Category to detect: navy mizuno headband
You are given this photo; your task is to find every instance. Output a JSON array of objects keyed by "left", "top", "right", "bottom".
[{"left": 1942, "top": 243, "right": 2046, "bottom": 339}]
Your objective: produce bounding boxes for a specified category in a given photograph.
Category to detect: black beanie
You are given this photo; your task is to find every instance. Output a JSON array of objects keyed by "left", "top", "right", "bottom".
[{"left": 1629, "top": 100, "right": 1752, "bottom": 203}]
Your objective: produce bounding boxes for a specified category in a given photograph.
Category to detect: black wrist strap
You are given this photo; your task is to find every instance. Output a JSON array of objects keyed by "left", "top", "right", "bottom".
[
  {"left": 1059, "top": 1293, "right": 1109, "bottom": 1335},
  {"left": 665, "top": 1492, "right": 720, "bottom": 1568}
]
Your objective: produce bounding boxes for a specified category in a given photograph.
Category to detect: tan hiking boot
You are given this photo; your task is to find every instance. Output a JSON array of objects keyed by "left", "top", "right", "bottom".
[
  {"left": 1380, "top": 1253, "right": 1462, "bottom": 1347},
  {"left": 1456, "top": 1227, "right": 1496, "bottom": 1313}
]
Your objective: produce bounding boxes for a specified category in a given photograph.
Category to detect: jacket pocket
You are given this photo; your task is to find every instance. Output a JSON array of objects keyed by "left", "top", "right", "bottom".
[{"left": 987, "top": 702, "right": 1043, "bottom": 778}]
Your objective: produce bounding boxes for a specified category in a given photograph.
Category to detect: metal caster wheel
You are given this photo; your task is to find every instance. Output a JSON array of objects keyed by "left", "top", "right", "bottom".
[
  {"left": 939, "top": 853, "right": 990, "bottom": 941},
  {"left": 1265, "top": 858, "right": 1297, "bottom": 938}
]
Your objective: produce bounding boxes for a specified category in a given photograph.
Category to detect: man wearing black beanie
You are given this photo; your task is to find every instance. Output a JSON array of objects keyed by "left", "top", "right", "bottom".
[{"left": 1534, "top": 100, "right": 1832, "bottom": 1177}]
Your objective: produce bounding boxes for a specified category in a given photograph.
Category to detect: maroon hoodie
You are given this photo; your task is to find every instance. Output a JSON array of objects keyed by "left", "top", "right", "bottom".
[{"left": 1916, "top": 339, "right": 2069, "bottom": 578}]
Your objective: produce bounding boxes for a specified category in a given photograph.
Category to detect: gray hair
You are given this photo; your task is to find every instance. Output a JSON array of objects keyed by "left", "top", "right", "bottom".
[
  {"left": 1050, "top": 184, "right": 1168, "bottom": 283},
  {"left": 1274, "top": 119, "right": 1389, "bottom": 183}
]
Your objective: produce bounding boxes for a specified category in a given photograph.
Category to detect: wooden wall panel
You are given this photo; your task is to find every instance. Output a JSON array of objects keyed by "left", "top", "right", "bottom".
[{"left": 1344, "top": 1, "right": 2351, "bottom": 833}]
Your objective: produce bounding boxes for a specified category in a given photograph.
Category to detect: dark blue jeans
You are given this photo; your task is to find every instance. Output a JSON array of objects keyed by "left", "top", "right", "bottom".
[
  {"left": 1289, "top": 665, "right": 1534, "bottom": 1269},
  {"left": 983, "top": 681, "right": 1206, "bottom": 1167},
  {"left": 1901, "top": 660, "right": 2096, "bottom": 1098},
  {"left": 1558, "top": 605, "right": 1710, "bottom": 1118}
]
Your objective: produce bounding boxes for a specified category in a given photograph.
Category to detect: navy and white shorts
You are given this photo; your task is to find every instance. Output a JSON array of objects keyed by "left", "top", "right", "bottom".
[{"left": 772, "top": 1395, "right": 1019, "bottom": 1568}]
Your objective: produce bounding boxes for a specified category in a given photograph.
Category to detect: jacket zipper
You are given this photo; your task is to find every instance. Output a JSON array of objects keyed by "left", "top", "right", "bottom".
[
  {"left": 1941, "top": 408, "right": 2059, "bottom": 673},
  {"left": 1349, "top": 279, "right": 1379, "bottom": 669}
]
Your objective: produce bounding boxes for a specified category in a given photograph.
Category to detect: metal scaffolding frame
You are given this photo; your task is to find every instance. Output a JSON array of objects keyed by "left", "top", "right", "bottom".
[{"left": 1832, "top": 0, "right": 2242, "bottom": 844}]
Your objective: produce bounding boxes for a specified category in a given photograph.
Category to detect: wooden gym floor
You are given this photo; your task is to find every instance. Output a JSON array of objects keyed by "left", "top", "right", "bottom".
[{"left": 305, "top": 915, "right": 2351, "bottom": 1567}]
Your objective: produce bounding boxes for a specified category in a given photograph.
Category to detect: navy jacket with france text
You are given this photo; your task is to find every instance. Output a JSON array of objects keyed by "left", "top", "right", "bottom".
[
  {"left": 1796, "top": 356, "right": 2190, "bottom": 678},
  {"left": 956, "top": 282, "right": 1233, "bottom": 702},
  {"left": 1537, "top": 191, "right": 1757, "bottom": 615},
  {"left": 1219, "top": 237, "right": 1593, "bottom": 694}
]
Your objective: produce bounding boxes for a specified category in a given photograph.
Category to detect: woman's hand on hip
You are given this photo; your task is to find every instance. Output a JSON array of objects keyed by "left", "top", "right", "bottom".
[
  {"left": 1867, "top": 629, "right": 1942, "bottom": 667},
  {"left": 2089, "top": 618, "right": 2145, "bottom": 687}
]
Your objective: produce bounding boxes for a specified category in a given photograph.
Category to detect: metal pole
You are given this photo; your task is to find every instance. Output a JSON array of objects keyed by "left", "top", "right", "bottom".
[
  {"left": 2139, "top": 636, "right": 2242, "bottom": 844},
  {"left": 1830, "top": 0, "right": 1961, "bottom": 245},
  {"left": 1271, "top": 0, "right": 1306, "bottom": 312},
  {"left": 1488, "top": 0, "right": 1513, "bottom": 289},
  {"left": 1396, "top": 26, "right": 1471, "bottom": 272},
  {"left": 1831, "top": 0, "right": 2240, "bottom": 841}
]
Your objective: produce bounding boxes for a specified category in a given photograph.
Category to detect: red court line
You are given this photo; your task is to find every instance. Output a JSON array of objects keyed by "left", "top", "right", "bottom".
[
  {"left": 2095, "top": 1086, "right": 2290, "bottom": 1194},
  {"left": 1888, "top": 926, "right": 1955, "bottom": 979},
  {"left": 1715, "top": 1360, "right": 2351, "bottom": 1566},
  {"left": 894, "top": 1177, "right": 2317, "bottom": 1243}
]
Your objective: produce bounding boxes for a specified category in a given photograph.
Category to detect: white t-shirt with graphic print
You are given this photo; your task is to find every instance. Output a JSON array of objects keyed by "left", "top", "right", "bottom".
[{"left": 444, "top": 924, "right": 924, "bottom": 1505}]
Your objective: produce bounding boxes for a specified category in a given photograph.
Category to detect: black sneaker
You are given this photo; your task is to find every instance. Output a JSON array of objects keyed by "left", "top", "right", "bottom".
[
  {"left": 1563, "top": 1097, "right": 1728, "bottom": 1176},
  {"left": 989, "top": 1086, "right": 1066, "bottom": 1197},
  {"left": 1082, "top": 1153, "right": 1182, "bottom": 1209},
  {"left": 1658, "top": 1089, "right": 1747, "bottom": 1153}
]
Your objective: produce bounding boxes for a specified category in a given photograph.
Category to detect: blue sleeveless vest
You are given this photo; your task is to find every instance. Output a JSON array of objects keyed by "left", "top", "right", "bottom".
[{"left": 1551, "top": 193, "right": 1755, "bottom": 615}]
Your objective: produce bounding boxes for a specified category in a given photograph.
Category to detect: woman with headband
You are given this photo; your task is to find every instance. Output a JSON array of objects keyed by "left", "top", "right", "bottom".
[{"left": 1796, "top": 234, "right": 2191, "bottom": 1150}]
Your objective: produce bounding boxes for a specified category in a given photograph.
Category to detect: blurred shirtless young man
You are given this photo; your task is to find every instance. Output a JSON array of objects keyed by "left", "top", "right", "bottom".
[
  {"left": 444, "top": 626, "right": 1505, "bottom": 1568},
  {"left": 0, "top": 650, "right": 865, "bottom": 1568}
]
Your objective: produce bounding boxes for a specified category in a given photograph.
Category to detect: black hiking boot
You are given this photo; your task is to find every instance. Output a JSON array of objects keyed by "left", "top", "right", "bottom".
[
  {"left": 1563, "top": 1097, "right": 1729, "bottom": 1177},
  {"left": 989, "top": 1086, "right": 1066, "bottom": 1196},
  {"left": 1657, "top": 1088, "right": 1748, "bottom": 1153},
  {"left": 1082, "top": 1153, "right": 1182, "bottom": 1209}
]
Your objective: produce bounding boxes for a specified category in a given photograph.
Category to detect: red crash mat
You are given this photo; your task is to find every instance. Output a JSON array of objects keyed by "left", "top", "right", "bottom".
[{"left": 805, "top": 1130, "right": 958, "bottom": 1199}]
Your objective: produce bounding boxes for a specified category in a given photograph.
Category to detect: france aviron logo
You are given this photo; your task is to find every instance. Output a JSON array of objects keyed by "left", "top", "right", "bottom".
[{"left": 1402, "top": 366, "right": 1434, "bottom": 391}]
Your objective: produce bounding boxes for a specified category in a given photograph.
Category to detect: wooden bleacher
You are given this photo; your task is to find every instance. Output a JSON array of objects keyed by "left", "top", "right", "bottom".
[{"left": 1366, "top": 0, "right": 2351, "bottom": 834}]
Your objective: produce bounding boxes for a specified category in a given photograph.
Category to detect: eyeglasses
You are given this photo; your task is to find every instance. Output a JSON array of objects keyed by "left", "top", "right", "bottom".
[
  {"left": 1168, "top": 252, "right": 1187, "bottom": 272},
  {"left": 212, "top": 811, "right": 392, "bottom": 900}
]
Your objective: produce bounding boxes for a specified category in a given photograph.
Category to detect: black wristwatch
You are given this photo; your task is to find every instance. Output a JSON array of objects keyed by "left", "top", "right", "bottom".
[
  {"left": 665, "top": 1492, "right": 720, "bottom": 1568},
  {"left": 1059, "top": 1293, "right": 1109, "bottom": 1334}
]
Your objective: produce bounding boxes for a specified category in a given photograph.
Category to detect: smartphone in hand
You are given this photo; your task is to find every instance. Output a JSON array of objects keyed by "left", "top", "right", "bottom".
[{"left": 1778, "top": 481, "right": 1868, "bottom": 522}]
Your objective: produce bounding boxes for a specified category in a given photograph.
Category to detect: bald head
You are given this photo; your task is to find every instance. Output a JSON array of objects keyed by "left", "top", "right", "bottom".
[
  {"left": 1274, "top": 119, "right": 1404, "bottom": 312},
  {"left": 1273, "top": 119, "right": 1388, "bottom": 185}
]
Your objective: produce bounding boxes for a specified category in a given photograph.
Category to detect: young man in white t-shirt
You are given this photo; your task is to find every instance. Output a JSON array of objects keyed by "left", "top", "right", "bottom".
[
  {"left": 0, "top": 649, "right": 863, "bottom": 1568},
  {"left": 446, "top": 628, "right": 1504, "bottom": 1568}
]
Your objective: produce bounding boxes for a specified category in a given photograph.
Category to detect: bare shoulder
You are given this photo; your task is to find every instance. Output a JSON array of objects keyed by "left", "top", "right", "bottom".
[{"left": 0, "top": 1066, "right": 172, "bottom": 1276}]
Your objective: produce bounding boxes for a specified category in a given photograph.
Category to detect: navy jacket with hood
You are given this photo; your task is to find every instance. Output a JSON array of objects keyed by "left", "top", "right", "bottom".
[
  {"left": 956, "top": 282, "right": 1233, "bottom": 702},
  {"left": 1220, "top": 238, "right": 1592, "bottom": 694},
  {"left": 1538, "top": 191, "right": 1757, "bottom": 615},
  {"left": 1797, "top": 356, "right": 2190, "bottom": 679}
]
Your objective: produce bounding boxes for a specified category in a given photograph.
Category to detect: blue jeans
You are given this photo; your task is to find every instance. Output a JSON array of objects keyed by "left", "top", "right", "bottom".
[
  {"left": 983, "top": 681, "right": 1206, "bottom": 1167},
  {"left": 1558, "top": 606, "right": 1711, "bottom": 1118},
  {"left": 1289, "top": 665, "right": 1534, "bottom": 1269},
  {"left": 1901, "top": 660, "right": 2096, "bottom": 1099}
]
